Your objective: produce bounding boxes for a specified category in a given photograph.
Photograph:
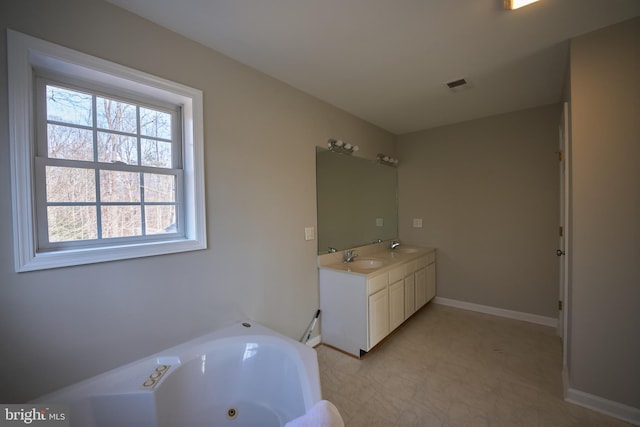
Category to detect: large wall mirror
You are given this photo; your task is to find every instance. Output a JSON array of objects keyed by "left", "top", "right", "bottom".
[{"left": 316, "top": 147, "right": 398, "bottom": 254}]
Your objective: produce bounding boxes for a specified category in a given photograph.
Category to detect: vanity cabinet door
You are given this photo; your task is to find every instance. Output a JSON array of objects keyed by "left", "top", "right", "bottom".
[
  {"left": 404, "top": 273, "right": 415, "bottom": 319},
  {"left": 368, "top": 287, "right": 389, "bottom": 348},
  {"left": 426, "top": 262, "right": 436, "bottom": 302},
  {"left": 415, "top": 267, "right": 427, "bottom": 309},
  {"left": 389, "top": 280, "right": 404, "bottom": 331}
]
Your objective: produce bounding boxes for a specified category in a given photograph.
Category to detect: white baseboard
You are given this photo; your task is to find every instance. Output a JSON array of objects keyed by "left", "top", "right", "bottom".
[
  {"left": 433, "top": 296, "right": 557, "bottom": 328},
  {"left": 306, "top": 335, "right": 322, "bottom": 348},
  {"left": 565, "top": 384, "right": 640, "bottom": 426}
]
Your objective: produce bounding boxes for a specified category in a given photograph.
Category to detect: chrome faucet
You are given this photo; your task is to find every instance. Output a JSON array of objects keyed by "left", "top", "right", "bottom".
[
  {"left": 390, "top": 240, "right": 400, "bottom": 250},
  {"left": 343, "top": 249, "right": 358, "bottom": 263}
]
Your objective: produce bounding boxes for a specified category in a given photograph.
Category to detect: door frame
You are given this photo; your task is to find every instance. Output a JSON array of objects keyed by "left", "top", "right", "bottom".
[{"left": 558, "top": 101, "right": 570, "bottom": 369}]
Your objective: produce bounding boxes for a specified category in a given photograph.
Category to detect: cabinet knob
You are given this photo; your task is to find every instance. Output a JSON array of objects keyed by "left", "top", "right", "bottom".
[{"left": 556, "top": 249, "right": 565, "bottom": 256}]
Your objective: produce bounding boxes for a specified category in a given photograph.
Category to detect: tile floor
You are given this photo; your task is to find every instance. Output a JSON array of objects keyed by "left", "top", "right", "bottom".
[{"left": 316, "top": 303, "right": 632, "bottom": 427}]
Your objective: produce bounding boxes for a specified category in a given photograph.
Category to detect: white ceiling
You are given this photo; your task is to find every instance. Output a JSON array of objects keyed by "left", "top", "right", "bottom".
[{"left": 105, "top": 0, "right": 639, "bottom": 134}]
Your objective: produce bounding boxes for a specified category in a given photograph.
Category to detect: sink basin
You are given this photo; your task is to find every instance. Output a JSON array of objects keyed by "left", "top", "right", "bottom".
[
  {"left": 349, "top": 258, "right": 385, "bottom": 269},
  {"left": 392, "top": 247, "right": 419, "bottom": 254}
]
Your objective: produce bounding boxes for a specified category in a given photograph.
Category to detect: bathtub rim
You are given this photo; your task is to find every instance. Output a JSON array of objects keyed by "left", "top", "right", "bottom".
[{"left": 32, "top": 320, "right": 322, "bottom": 413}]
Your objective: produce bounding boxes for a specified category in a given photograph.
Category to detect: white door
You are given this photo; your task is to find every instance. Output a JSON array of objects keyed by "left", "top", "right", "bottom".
[
  {"left": 404, "top": 274, "right": 415, "bottom": 319},
  {"left": 389, "top": 280, "right": 404, "bottom": 331},
  {"left": 558, "top": 102, "right": 570, "bottom": 368},
  {"left": 368, "top": 288, "right": 389, "bottom": 348},
  {"left": 415, "top": 268, "right": 427, "bottom": 309},
  {"left": 426, "top": 262, "right": 436, "bottom": 302}
]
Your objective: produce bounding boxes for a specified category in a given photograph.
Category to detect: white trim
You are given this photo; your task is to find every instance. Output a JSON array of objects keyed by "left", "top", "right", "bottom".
[
  {"left": 433, "top": 296, "right": 557, "bottom": 327},
  {"left": 563, "top": 363, "right": 640, "bottom": 425},
  {"left": 7, "top": 30, "right": 37, "bottom": 272},
  {"left": 559, "top": 101, "right": 571, "bottom": 366},
  {"left": 306, "top": 335, "right": 322, "bottom": 348},
  {"left": 562, "top": 365, "right": 570, "bottom": 400},
  {"left": 7, "top": 29, "right": 207, "bottom": 272},
  {"left": 565, "top": 385, "right": 640, "bottom": 426}
]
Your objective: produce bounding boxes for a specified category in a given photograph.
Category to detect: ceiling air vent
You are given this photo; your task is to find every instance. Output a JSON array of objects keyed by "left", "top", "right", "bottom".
[{"left": 446, "top": 78, "right": 472, "bottom": 92}]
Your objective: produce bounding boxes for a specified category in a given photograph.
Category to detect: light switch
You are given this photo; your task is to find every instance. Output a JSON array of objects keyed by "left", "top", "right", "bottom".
[
  {"left": 412, "top": 218, "right": 423, "bottom": 228},
  {"left": 304, "top": 227, "right": 315, "bottom": 241},
  {"left": 376, "top": 218, "right": 384, "bottom": 227}
]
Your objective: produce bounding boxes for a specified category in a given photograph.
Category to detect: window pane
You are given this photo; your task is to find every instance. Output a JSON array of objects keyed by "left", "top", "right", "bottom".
[
  {"left": 100, "top": 170, "right": 140, "bottom": 203},
  {"left": 145, "top": 205, "right": 176, "bottom": 235},
  {"left": 47, "top": 124, "right": 94, "bottom": 161},
  {"left": 47, "top": 206, "right": 97, "bottom": 242},
  {"left": 140, "top": 107, "right": 171, "bottom": 139},
  {"left": 97, "top": 97, "right": 137, "bottom": 134},
  {"left": 46, "top": 86, "right": 92, "bottom": 127},
  {"left": 46, "top": 166, "right": 96, "bottom": 202},
  {"left": 141, "top": 139, "right": 172, "bottom": 168},
  {"left": 101, "top": 206, "right": 142, "bottom": 238},
  {"left": 144, "top": 174, "right": 175, "bottom": 203},
  {"left": 98, "top": 132, "right": 138, "bottom": 165}
]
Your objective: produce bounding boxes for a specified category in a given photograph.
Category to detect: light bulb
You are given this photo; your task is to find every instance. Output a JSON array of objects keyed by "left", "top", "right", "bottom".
[{"left": 504, "top": 0, "right": 539, "bottom": 10}]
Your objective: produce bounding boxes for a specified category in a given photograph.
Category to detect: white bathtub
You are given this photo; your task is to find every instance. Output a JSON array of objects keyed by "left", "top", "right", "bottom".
[{"left": 34, "top": 321, "right": 322, "bottom": 427}]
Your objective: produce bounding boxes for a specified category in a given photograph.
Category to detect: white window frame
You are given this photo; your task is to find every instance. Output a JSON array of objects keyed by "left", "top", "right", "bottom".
[{"left": 7, "top": 30, "right": 207, "bottom": 272}]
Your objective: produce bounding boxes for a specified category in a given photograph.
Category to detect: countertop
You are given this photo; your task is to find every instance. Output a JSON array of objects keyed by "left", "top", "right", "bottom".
[{"left": 318, "top": 245, "right": 435, "bottom": 277}]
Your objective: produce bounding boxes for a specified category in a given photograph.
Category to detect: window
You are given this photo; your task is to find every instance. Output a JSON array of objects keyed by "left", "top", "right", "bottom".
[
  {"left": 8, "top": 30, "right": 206, "bottom": 271},
  {"left": 36, "top": 81, "right": 182, "bottom": 248}
]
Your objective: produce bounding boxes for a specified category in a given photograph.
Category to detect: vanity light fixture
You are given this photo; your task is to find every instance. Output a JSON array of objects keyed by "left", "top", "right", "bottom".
[
  {"left": 328, "top": 138, "right": 359, "bottom": 155},
  {"left": 504, "top": 0, "right": 540, "bottom": 10},
  {"left": 377, "top": 153, "right": 399, "bottom": 167}
]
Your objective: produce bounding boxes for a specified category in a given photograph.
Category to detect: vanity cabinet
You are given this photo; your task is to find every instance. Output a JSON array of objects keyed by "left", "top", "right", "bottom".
[
  {"left": 319, "top": 247, "right": 436, "bottom": 357},
  {"left": 318, "top": 267, "right": 388, "bottom": 356}
]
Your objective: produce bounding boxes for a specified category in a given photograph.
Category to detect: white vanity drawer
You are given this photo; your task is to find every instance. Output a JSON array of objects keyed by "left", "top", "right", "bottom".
[
  {"left": 416, "top": 255, "right": 428, "bottom": 269},
  {"left": 389, "top": 266, "right": 404, "bottom": 284},
  {"left": 368, "top": 274, "right": 388, "bottom": 295},
  {"left": 404, "top": 260, "right": 418, "bottom": 276}
]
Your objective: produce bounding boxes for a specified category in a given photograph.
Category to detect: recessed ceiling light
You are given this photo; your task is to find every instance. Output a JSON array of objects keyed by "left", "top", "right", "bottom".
[{"left": 504, "top": 0, "right": 540, "bottom": 10}]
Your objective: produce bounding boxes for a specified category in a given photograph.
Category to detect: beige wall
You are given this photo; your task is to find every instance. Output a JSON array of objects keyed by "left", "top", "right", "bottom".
[
  {"left": 0, "top": 0, "right": 395, "bottom": 401},
  {"left": 568, "top": 17, "right": 640, "bottom": 409},
  {"left": 398, "top": 105, "right": 561, "bottom": 318}
]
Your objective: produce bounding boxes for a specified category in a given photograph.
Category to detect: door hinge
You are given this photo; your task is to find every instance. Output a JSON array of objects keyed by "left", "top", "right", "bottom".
[
  {"left": 558, "top": 150, "right": 563, "bottom": 161},
  {"left": 559, "top": 226, "right": 563, "bottom": 237},
  {"left": 558, "top": 300, "right": 563, "bottom": 311}
]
